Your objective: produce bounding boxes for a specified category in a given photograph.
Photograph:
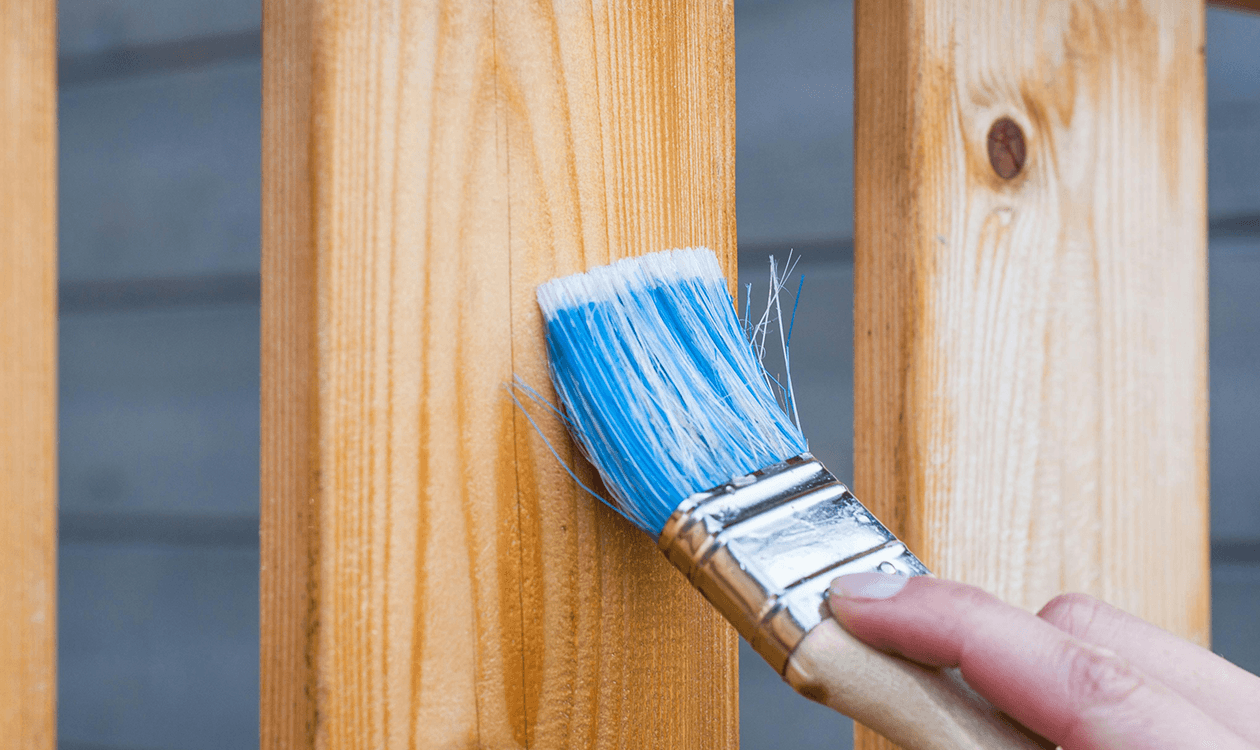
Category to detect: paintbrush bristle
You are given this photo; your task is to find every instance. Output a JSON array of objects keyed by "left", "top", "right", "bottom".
[{"left": 536, "top": 248, "right": 807, "bottom": 537}]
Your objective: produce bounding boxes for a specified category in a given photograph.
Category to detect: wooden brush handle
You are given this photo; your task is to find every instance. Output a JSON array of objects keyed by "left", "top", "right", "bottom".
[{"left": 784, "top": 618, "right": 1047, "bottom": 750}]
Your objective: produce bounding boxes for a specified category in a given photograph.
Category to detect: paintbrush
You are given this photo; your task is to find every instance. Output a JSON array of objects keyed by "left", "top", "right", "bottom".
[{"left": 531, "top": 248, "right": 1042, "bottom": 750}]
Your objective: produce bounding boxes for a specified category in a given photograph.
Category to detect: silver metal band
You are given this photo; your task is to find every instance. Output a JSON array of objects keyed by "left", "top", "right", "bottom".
[{"left": 658, "top": 453, "right": 930, "bottom": 675}]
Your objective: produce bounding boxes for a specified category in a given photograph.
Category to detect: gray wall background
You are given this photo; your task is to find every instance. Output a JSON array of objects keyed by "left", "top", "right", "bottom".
[{"left": 55, "top": 2, "right": 1259, "bottom": 749}]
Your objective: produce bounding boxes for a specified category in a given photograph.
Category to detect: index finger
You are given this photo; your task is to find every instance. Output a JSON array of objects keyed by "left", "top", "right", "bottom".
[{"left": 826, "top": 574, "right": 1253, "bottom": 750}]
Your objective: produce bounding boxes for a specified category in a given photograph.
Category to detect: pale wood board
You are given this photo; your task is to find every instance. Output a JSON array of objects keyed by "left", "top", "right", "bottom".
[
  {"left": 853, "top": 1, "right": 1209, "bottom": 748},
  {"left": 0, "top": 0, "right": 57, "bottom": 747},
  {"left": 260, "top": 1, "right": 738, "bottom": 747}
]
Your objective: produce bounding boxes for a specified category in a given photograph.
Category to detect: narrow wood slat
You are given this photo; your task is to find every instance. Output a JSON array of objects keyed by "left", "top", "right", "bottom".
[
  {"left": 0, "top": 1, "right": 57, "bottom": 747},
  {"left": 853, "top": 1, "right": 1209, "bottom": 748},
  {"left": 260, "top": 1, "right": 738, "bottom": 747}
]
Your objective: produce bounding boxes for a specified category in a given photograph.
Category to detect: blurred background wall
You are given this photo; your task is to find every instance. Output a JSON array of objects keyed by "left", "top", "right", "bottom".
[
  {"left": 57, "top": 2, "right": 260, "bottom": 747},
  {"left": 55, "top": 2, "right": 1259, "bottom": 748}
]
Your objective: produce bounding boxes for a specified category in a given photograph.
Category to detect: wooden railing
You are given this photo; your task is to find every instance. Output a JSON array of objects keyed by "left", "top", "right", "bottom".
[{"left": 3, "top": 1, "right": 1245, "bottom": 748}]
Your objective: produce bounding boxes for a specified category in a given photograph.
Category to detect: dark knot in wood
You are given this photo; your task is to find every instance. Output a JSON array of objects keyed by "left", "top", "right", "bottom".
[{"left": 986, "top": 117, "right": 1026, "bottom": 180}]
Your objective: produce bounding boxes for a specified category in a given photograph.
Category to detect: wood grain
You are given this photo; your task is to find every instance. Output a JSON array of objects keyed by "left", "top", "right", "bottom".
[
  {"left": 260, "top": 1, "right": 738, "bottom": 747},
  {"left": 0, "top": 1, "right": 57, "bottom": 748},
  {"left": 853, "top": 1, "right": 1208, "bottom": 748}
]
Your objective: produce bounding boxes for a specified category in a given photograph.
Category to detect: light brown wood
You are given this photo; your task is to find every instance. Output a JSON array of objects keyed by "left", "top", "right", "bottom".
[
  {"left": 853, "top": 1, "right": 1209, "bottom": 748},
  {"left": 261, "top": 1, "right": 738, "bottom": 747},
  {"left": 787, "top": 620, "right": 1040, "bottom": 750},
  {"left": 0, "top": 1, "right": 57, "bottom": 748},
  {"left": 259, "top": 0, "right": 314, "bottom": 744}
]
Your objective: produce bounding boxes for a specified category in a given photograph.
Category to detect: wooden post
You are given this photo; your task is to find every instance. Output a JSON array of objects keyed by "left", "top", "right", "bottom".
[
  {"left": 0, "top": 0, "right": 57, "bottom": 748},
  {"left": 260, "top": 1, "right": 738, "bottom": 747},
  {"left": 854, "top": 1, "right": 1209, "bottom": 747}
]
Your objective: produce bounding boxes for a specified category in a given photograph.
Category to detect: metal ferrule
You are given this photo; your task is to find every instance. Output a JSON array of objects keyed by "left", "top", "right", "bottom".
[{"left": 658, "top": 453, "right": 930, "bottom": 675}]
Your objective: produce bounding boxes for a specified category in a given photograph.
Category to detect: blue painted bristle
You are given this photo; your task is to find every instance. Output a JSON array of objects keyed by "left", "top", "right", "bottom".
[{"left": 536, "top": 248, "right": 808, "bottom": 538}]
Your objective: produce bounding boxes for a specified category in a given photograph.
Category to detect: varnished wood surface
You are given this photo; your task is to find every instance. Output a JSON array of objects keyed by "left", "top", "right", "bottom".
[
  {"left": 0, "top": 1, "right": 57, "bottom": 747},
  {"left": 853, "top": 1, "right": 1209, "bottom": 748},
  {"left": 261, "top": 1, "right": 738, "bottom": 747}
]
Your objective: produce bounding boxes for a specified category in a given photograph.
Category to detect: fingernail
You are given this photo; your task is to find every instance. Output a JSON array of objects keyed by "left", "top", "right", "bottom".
[{"left": 829, "top": 571, "right": 909, "bottom": 600}]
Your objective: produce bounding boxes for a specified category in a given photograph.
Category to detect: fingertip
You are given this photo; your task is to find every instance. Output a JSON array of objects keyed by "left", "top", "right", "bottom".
[
  {"left": 828, "top": 571, "right": 910, "bottom": 601},
  {"left": 826, "top": 572, "right": 913, "bottom": 632},
  {"left": 826, "top": 574, "right": 1040, "bottom": 672},
  {"left": 1037, "top": 592, "right": 1103, "bottom": 625}
]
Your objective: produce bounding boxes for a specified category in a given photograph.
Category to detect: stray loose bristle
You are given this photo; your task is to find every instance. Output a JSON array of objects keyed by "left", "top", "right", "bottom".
[{"left": 536, "top": 248, "right": 808, "bottom": 537}]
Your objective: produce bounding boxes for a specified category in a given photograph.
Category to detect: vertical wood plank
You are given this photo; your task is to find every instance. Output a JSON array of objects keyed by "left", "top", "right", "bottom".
[
  {"left": 261, "top": 1, "right": 738, "bottom": 747},
  {"left": 0, "top": 1, "right": 57, "bottom": 748},
  {"left": 854, "top": 1, "right": 1208, "bottom": 747},
  {"left": 259, "top": 0, "right": 316, "bottom": 745},
  {"left": 498, "top": 3, "right": 738, "bottom": 747}
]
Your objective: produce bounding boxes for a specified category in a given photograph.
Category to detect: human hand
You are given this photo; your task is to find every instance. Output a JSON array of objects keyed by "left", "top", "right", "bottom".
[{"left": 826, "top": 573, "right": 1260, "bottom": 750}]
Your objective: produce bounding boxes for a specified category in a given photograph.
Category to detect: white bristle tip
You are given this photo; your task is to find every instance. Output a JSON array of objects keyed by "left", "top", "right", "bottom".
[{"left": 536, "top": 247, "right": 723, "bottom": 319}]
